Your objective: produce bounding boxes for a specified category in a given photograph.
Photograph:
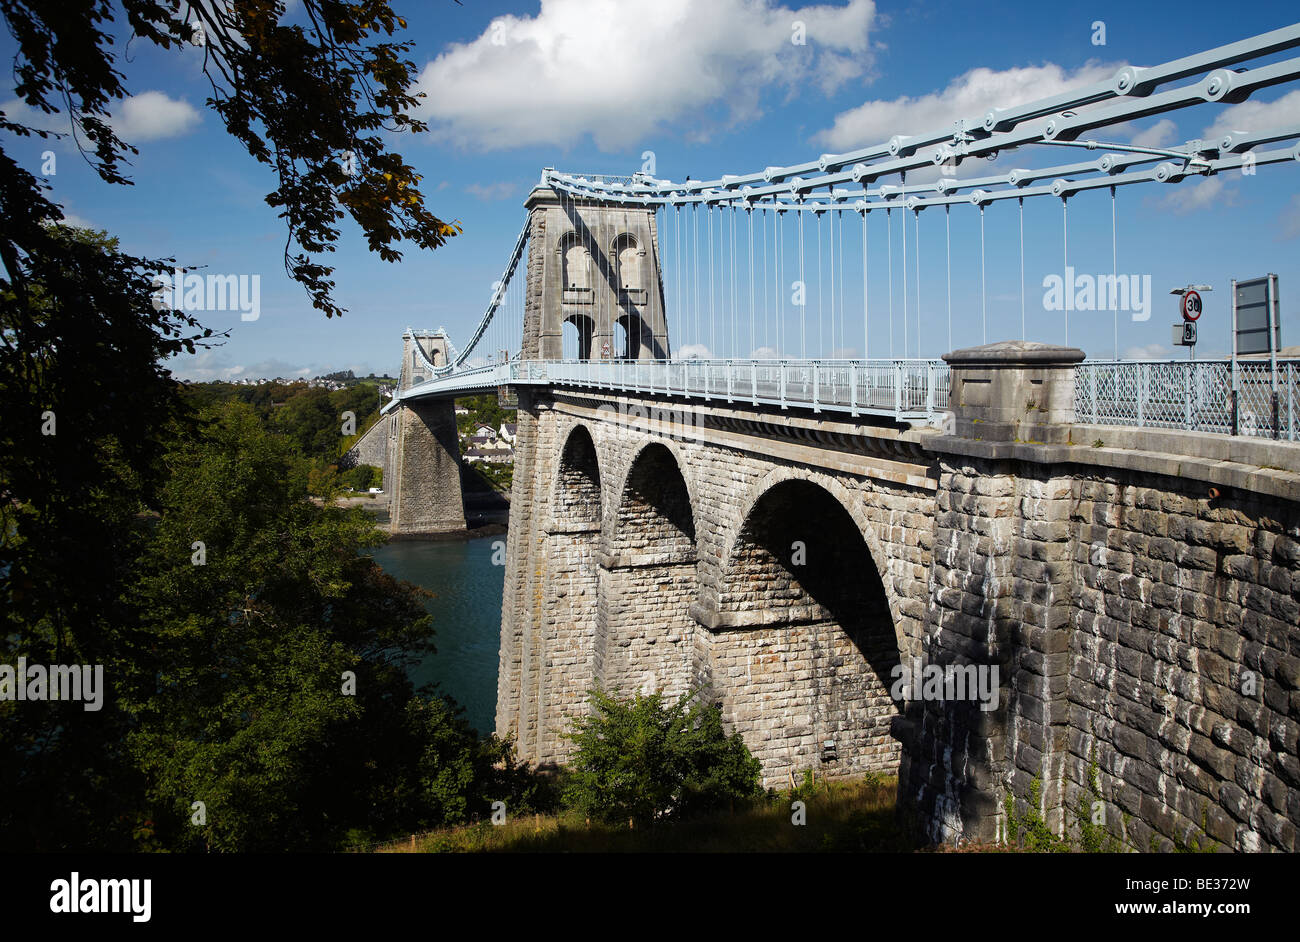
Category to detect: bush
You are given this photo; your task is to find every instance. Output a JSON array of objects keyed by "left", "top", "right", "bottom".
[
  {"left": 343, "top": 463, "right": 381, "bottom": 491},
  {"left": 562, "top": 688, "right": 762, "bottom": 827}
]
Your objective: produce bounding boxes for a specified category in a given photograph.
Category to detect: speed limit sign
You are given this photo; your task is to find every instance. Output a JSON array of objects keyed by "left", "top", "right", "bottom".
[{"left": 1181, "top": 290, "right": 1202, "bottom": 321}]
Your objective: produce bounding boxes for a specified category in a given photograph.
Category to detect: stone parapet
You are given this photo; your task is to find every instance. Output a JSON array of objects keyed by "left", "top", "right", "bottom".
[{"left": 944, "top": 340, "right": 1085, "bottom": 445}]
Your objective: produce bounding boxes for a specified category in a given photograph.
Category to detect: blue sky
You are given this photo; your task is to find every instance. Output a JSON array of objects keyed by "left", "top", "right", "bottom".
[{"left": 2, "top": 0, "right": 1298, "bottom": 378}]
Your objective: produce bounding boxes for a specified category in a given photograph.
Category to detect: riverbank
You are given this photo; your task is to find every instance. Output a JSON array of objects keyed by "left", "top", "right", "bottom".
[{"left": 322, "top": 494, "right": 509, "bottom": 541}]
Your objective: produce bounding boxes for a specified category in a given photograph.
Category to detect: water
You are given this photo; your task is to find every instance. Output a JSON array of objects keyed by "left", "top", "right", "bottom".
[{"left": 367, "top": 530, "right": 504, "bottom": 737}]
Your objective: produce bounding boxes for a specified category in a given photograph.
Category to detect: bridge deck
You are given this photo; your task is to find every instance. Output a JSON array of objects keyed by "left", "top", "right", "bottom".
[
  {"left": 389, "top": 357, "right": 1300, "bottom": 442},
  {"left": 387, "top": 358, "right": 952, "bottom": 423}
]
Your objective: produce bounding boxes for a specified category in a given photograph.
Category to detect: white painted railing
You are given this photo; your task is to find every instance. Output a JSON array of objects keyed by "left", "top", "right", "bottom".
[
  {"left": 1075, "top": 359, "right": 1300, "bottom": 440},
  {"left": 392, "top": 358, "right": 951, "bottom": 422}
]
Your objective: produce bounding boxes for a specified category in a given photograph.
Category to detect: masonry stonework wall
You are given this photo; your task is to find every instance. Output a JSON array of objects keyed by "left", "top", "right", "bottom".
[
  {"left": 497, "top": 390, "right": 937, "bottom": 785},
  {"left": 900, "top": 342, "right": 1300, "bottom": 852}
]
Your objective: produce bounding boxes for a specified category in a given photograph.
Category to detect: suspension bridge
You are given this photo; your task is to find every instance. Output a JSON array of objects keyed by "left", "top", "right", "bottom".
[
  {"left": 363, "top": 25, "right": 1300, "bottom": 852},
  {"left": 385, "top": 23, "right": 1300, "bottom": 435}
]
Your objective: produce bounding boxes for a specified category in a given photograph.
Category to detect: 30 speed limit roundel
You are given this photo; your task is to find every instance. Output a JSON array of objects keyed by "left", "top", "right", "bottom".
[{"left": 1181, "top": 290, "right": 1202, "bottom": 321}]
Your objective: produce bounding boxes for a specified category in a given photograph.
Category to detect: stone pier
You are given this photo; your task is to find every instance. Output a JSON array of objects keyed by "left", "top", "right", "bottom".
[{"left": 388, "top": 397, "right": 466, "bottom": 536}]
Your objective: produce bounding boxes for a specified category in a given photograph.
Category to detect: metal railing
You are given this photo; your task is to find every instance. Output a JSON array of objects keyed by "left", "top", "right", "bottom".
[
  {"left": 391, "top": 358, "right": 951, "bottom": 422},
  {"left": 1075, "top": 359, "right": 1300, "bottom": 440}
]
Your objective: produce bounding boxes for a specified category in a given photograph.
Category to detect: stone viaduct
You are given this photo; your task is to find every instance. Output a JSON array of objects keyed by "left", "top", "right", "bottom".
[{"left": 388, "top": 189, "right": 1300, "bottom": 852}]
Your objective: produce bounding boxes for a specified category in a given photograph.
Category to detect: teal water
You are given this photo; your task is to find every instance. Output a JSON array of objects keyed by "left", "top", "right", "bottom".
[{"left": 367, "top": 533, "right": 505, "bottom": 737}]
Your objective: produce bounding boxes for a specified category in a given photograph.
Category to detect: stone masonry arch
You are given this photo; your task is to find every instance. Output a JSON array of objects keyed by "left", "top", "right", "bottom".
[
  {"left": 601, "top": 434, "right": 700, "bottom": 540},
  {"left": 721, "top": 465, "right": 912, "bottom": 656},
  {"left": 552, "top": 424, "right": 601, "bottom": 524},
  {"left": 705, "top": 473, "right": 906, "bottom": 785},
  {"left": 595, "top": 440, "right": 701, "bottom": 702}
]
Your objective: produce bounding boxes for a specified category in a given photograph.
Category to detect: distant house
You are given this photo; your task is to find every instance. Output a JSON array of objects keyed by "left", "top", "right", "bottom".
[
  {"left": 468, "top": 423, "right": 498, "bottom": 446},
  {"left": 498, "top": 422, "right": 518, "bottom": 444},
  {"left": 466, "top": 445, "right": 513, "bottom": 465},
  {"left": 454, "top": 404, "right": 470, "bottom": 415}
]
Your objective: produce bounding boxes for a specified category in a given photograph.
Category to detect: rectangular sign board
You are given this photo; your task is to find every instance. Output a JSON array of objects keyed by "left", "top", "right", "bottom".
[{"left": 1234, "top": 275, "right": 1280, "bottom": 356}]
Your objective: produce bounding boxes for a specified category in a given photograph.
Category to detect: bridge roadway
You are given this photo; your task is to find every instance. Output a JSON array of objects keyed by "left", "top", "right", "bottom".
[{"left": 385, "top": 357, "right": 953, "bottom": 425}]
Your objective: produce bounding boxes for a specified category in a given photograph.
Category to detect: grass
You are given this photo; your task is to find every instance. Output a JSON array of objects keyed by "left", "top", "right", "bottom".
[{"left": 376, "top": 775, "right": 921, "bottom": 853}]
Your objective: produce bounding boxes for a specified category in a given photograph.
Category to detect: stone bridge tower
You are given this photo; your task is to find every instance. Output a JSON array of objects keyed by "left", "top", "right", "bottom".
[
  {"left": 522, "top": 185, "right": 671, "bottom": 361},
  {"left": 389, "top": 328, "right": 465, "bottom": 536},
  {"left": 399, "top": 329, "right": 452, "bottom": 390}
]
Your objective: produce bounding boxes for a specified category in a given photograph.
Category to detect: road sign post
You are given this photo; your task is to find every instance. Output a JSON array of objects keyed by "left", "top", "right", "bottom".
[{"left": 1171, "top": 284, "right": 1212, "bottom": 359}]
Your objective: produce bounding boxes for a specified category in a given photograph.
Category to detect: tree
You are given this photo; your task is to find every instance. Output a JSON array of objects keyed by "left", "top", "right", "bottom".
[
  {"left": 122, "top": 401, "right": 509, "bottom": 850},
  {"left": 563, "top": 688, "right": 763, "bottom": 827},
  {"left": 0, "top": 223, "right": 216, "bottom": 849},
  {"left": 2, "top": 0, "right": 460, "bottom": 319},
  {"left": 0, "top": 1, "right": 470, "bottom": 849}
]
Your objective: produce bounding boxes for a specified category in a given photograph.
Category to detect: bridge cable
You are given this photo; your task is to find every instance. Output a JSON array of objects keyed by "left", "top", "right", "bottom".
[
  {"left": 827, "top": 207, "right": 835, "bottom": 357},
  {"left": 717, "top": 202, "right": 725, "bottom": 358},
  {"left": 790, "top": 207, "right": 800, "bottom": 356},
  {"left": 862, "top": 208, "right": 869, "bottom": 359},
  {"left": 777, "top": 208, "right": 785, "bottom": 356},
  {"left": 748, "top": 207, "right": 756, "bottom": 358},
  {"left": 677, "top": 204, "right": 684, "bottom": 360},
  {"left": 1062, "top": 196, "right": 1069, "bottom": 346},
  {"left": 915, "top": 208, "right": 922, "bottom": 359},
  {"left": 764, "top": 205, "right": 774, "bottom": 353},
  {"left": 817, "top": 209, "right": 824, "bottom": 358},
  {"left": 732, "top": 205, "right": 739, "bottom": 358},
  {"left": 980, "top": 204, "right": 988, "bottom": 345},
  {"left": 693, "top": 202, "right": 700, "bottom": 354},
  {"left": 1019, "top": 197, "right": 1025, "bottom": 342},
  {"left": 946, "top": 204, "right": 953, "bottom": 354},
  {"left": 709, "top": 203, "right": 716, "bottom": 358},
  {"left": 887, "top": 207, "right": 894, "bottom": 358},
  {"left": 838, "top": 209, "right": 846, "bottom": 358},
  {"left": 833, "top": 207, "right": 840, "bottom": 355},
  {"left": 1111, "top": 185, "right": 1119, "bottom": 360},
  {"left": 902, "top": 175, "right": 909, "bottom": 360},
  {"left": 762, "top": 206, "right": 769, "bottom": 354},
  {"left": 723, "top": 204, "right": 730, "bottom": 357}
]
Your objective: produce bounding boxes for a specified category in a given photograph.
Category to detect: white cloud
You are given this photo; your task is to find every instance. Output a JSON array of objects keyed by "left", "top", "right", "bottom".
[
  {"left": 1129, "top": 118, "right": 1177, "bottom": 149},
  {"left": 812, "top": 61, "right": 1117, "bottom": 152},
  {"left": 1202, "top": 88, "right": 1300, "bottom": 143},
  {"left": 1279, "top": 193, "right": 1300, "bottom": 242},
  {"left": 465, "top": 181, "right": 517, "bottom": 201},
  {"left": 2, "top": 90, "right": 200, "bottom": 142},
  {"left": 751, "top": 345, "right": 781, "bottom": 358},
  {"left": 110, "top": 91, "right": 201, "bottom": 140},
  {"left": 413, "top": 0, "right": 877, "bottom": 151},
  {"left": 1123, "top": 343, "right": 1171, "bottom": 360},
  {"left": 678, "top": 343, "right": 712, "bottom": 359},
  {"left": 1149, "top": 176, "right": 1236, "bottom": 215}
]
